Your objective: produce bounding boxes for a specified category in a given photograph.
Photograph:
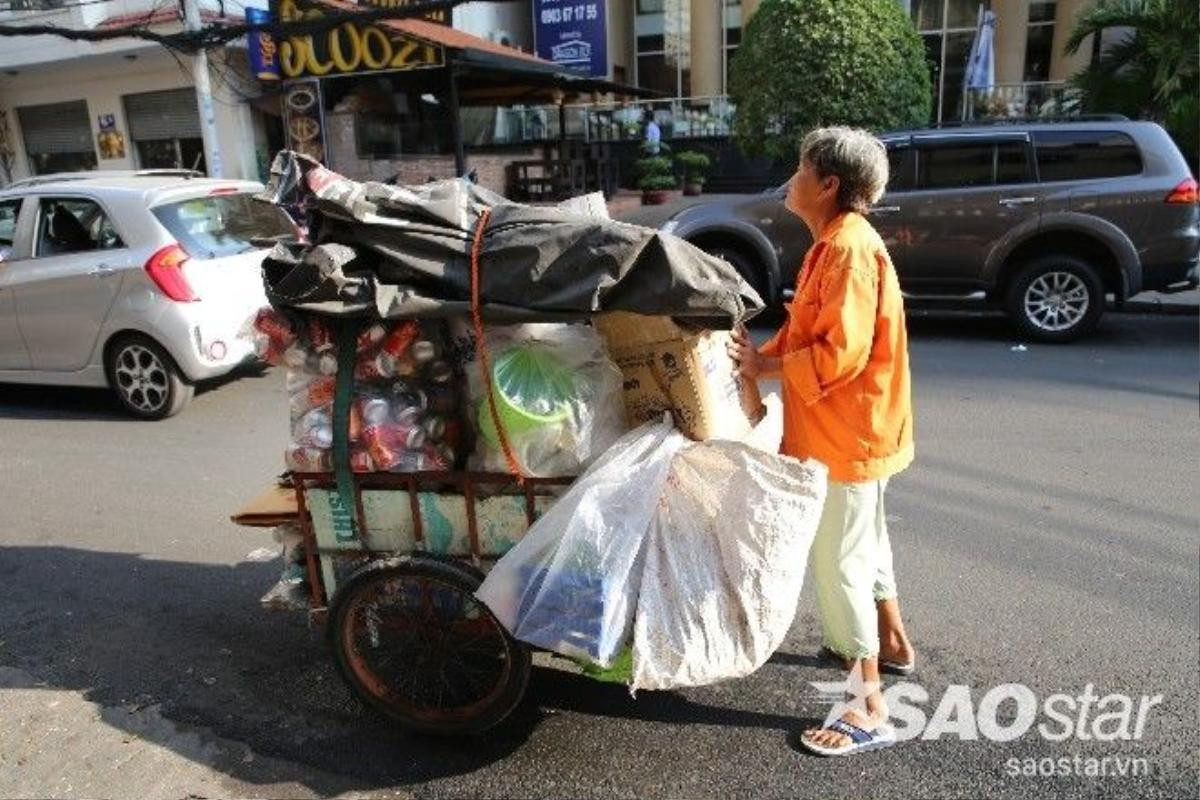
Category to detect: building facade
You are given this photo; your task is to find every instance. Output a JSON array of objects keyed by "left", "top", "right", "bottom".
[{"left": 0, "top": 0, "right": 1104, "bottom": 189}]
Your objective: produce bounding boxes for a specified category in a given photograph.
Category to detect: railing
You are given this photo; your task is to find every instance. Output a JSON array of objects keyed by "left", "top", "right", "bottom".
[
  {"left": 964, "top": 82, "right": 1082, "bottom": 121},
  {"left": 459, "top": 95, "right": 737, "bottom": 147}
]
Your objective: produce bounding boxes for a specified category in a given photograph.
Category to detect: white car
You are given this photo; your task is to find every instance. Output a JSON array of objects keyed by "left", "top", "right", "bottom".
[{"left": 0, "top": 171, "right": 294, "bottom": 418}]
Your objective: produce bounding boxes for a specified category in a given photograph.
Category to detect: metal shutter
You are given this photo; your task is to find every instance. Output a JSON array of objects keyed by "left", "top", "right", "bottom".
[
  {"left": 123, "top": 89, "right": 201, "bottom": 140},
  {"left": 16, "top": 100, "right": 92, "bottom": 155}
]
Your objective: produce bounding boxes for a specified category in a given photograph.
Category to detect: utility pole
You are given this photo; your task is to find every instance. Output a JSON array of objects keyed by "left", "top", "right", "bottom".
[{"left": 181, "top": 0, "right": 224, "bottom": 177}]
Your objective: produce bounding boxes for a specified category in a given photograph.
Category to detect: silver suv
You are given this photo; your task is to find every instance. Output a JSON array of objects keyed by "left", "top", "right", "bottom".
[
  {"left": 0, "top": 172, "right": 295, "bottom": 418},
  {"left": 649, "top": 121, "right": 1199, "bottom": 341}
]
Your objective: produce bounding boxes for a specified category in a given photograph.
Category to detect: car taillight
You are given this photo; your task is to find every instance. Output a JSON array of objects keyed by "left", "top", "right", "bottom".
[
  {"left": 1165, "top": 178, "right": 1198, "bottom": 204},
  {"left": 145, "top": 243, "right": 198, "bottom": 302}
]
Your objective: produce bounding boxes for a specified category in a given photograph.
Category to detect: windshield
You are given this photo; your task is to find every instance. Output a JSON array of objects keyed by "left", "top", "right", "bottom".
[{"left": 152, "top": 192, "right": 293, "bottom": 259}]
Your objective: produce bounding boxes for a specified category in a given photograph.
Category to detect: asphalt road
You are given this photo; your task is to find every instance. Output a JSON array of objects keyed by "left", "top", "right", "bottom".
[{"left": 1, "top": 311, "right": 1197, "bottom": 800}]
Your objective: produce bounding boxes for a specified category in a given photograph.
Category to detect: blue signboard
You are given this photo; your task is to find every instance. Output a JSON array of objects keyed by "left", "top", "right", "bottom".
[{"left": 534, "top": 0, "right": 607, "bottom": 78}]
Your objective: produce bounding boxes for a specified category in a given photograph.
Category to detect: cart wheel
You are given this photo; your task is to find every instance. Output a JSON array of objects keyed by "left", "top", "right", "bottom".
[{"left": 329, "top": 555, "right": 531, "bottom": 735}]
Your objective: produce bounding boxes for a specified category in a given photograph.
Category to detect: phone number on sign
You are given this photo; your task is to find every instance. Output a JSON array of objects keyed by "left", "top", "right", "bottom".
[{"left": 540, "top": 3, "right": 600, "bottom": 24}]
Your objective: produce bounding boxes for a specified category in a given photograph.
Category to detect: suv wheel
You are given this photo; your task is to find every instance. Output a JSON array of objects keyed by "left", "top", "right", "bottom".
[
  {"left": 105, "top": 334, "right": 194, "bottom": 419},
  {"left": 1005, "top": 255, "right": 1104, "bottom": 343}
]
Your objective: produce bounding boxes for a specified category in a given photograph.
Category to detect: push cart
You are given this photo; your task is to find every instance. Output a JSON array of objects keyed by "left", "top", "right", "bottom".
[{"left": 238, "top": 468, "right": 575, "bottom": 736}]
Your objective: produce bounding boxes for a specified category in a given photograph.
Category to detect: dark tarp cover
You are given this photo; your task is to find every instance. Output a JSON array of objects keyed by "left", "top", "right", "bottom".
[{"left": 255, "top": 151, "right": 763, "bottom": 328}]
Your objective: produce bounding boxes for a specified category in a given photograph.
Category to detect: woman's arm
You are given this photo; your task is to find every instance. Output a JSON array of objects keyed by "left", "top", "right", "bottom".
[{"left": 781, "top": 246, "right": 879, "bottom": 405}]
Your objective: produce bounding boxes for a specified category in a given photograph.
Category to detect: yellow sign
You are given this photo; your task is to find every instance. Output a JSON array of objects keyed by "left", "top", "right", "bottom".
[{"left": 273, "top": 0, "right": 444, "bottom": 79}]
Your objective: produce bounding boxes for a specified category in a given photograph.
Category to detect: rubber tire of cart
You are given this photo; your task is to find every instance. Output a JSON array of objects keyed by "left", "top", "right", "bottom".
[{"left": 328, "top": 554, "right": 532, "bottom": 736}]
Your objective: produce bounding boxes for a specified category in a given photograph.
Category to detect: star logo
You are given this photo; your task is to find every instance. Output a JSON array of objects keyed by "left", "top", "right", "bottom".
[{"left": 808, "top": 660, "right": 879, "bottom": 727}]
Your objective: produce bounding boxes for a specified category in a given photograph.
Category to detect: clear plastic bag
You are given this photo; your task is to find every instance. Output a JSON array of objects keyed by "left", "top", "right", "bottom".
[
  {"left": 252, "top": 311, "right": 467, "bottom": 473},
  {"left": 474, "top": 419, "right": 688, "bottom": 666},
  {"left": 630, "top": 429, "right": 827, "bottom": 692},
  {"left": 476, "top": 396, "right": 829, "bottom": 688},
  {"left": 464, "top": 323, "right": 626, "bottom": 477}
]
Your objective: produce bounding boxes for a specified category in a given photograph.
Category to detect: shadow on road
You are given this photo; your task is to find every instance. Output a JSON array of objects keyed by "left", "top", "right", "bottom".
[{"left": 1, "top": 545, "right": 821, "bottom": 793}]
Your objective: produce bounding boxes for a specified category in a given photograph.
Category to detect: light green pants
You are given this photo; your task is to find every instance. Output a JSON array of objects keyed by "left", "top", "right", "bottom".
[{"left": 809, "top": 478, "right": 896, "bottom": 660}]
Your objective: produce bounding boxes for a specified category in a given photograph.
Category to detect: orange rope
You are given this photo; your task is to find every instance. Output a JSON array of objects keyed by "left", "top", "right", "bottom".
[{"left": 470, "top": 207, "right": 525, "bottom": 483}]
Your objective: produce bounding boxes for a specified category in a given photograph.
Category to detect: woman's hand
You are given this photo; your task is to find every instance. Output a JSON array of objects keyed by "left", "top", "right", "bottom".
[{"left": 728, "top": 326, "right": 765, "bottom": 379}]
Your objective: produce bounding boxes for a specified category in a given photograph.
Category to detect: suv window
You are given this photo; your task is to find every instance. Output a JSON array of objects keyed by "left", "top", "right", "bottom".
[
  {"left": 886, "top": 144, "right": 912, "bottom": 192},
  {"left": 152, "top": 192, "right": 294, "bottom": 259},
  {"left": 918, "top": 143, "right": 994, "bottom": 189},
  {"left": 1033, "top": 131, "right": 1142, "bottom": 182},
  {"left": 35, "top": 198, "right": 124, "bottom": 257},
  {"left": 916, "top": 139, "right": 1034, "bottom": 190},
  {"left": 0, "top": 199, "right": 20, "bottom": 260}
]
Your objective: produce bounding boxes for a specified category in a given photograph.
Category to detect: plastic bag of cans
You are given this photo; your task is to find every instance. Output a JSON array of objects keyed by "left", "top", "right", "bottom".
[{"left": 248, "top": 307, "right": 465, "bottom": 474}]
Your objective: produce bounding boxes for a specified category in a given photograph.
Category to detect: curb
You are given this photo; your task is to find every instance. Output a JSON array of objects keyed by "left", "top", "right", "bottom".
[{"left": 1110, "top": 300, "right": 1199, "bottom": 317}]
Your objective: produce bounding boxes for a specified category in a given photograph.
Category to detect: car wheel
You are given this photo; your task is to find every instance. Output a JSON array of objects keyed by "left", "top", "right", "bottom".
[
  {"left": 105, "top": 335, "right": 194, "bottom": 419},
  {"left": 707, "top": 245, "right": 770, "bottom": 304},
  {"left": 1005, "top": 256, "right": 1104, "bottom": 343}
]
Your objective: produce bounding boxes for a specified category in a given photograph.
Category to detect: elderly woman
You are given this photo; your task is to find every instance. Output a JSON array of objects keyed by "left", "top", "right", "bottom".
[{"left": 730, "top": 126, "right": 916, "bottom": 757}]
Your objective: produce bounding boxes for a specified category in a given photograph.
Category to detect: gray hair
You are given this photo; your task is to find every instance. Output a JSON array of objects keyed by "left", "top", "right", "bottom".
[{"left": 799, "top": 127, "right": 889, "bottom": 214}]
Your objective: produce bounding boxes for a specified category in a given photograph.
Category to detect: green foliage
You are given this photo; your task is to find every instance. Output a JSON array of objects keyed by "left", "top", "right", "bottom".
[
  {"left": 636, "top": 152, "right": 677, "bottom": 191},
  {"left": 728, "top": 0, "right": 931, "bottom": 160},
  {"left": 675, "top": 150, "right": 713, "bottom": 182},
  {"left": 638, "top": 174, "right": 679, "bottom": 191},
  {"left": 1065, "top": 0, "right": 1199, "bottom": 169}
]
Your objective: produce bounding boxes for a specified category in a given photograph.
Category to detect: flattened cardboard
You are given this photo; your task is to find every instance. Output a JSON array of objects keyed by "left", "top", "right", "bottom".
[
  {"left": 594, "top": 312, "right": 764, "bottom": 441},
  {"left": 231, "top": 485, "right": 299, "bottom": 528}
]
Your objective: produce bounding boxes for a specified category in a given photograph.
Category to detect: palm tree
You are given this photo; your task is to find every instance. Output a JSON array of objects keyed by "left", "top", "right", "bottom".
[{"left": 1065, "top": 0, "right": 1199, "bottom": 169}]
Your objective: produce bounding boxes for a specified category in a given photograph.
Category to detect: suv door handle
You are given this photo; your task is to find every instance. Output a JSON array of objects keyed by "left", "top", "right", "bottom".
[
  {"left": 999, "top": 197, "right": 1038, "bottom": 207},
  {"left": 89, "top": 264, "right": 116, "bottom": 278},
  {"left": 871, "top": 205, "right": 901, "bottom": 214}
]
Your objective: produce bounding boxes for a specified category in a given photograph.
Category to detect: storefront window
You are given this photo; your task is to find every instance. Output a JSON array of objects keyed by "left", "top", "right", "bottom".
[{"left": 17, "top": 100, "right": 97, "bottom": 176}]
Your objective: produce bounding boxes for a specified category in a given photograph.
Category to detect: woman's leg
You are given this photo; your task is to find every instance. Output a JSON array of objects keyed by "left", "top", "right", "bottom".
[
  {"left": 871, "top": 480, "right": 915, "bottom": 666},
  {"left": 803, "top": 480, "right": 892, "bottom": 751},
  {"left": 809, "top": 481, "right": 882, "bottom": 660}
]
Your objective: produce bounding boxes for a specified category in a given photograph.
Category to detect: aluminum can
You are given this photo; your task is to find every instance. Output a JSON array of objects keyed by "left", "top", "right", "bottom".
[
  {"left": 356, "top": 323, "right": 387, "bottom": 353},
  {"left": 254, "top": 307, "right": 297, "bottom": 346},
  {"left": 410, "top": 339, "right": 438, "bottom": 365},
  {"left": 359, "top": 396, "right": 392, "bottom": 426},
  {"left": 285, "top": 445, "right": 330, "bottom": 473},
  {"left": 422, "top": 414, "right": 446, "bottom": 442},
  {"left": 355, "top": 352, "right": 394, "bottom": 382},
  {"left": 380, "top": 321, "right": 419, "bottom": 358}
]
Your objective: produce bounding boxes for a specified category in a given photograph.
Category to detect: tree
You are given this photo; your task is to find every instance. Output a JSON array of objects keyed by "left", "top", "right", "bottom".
[
  {"left": 728, "top": 0, "right": 931, "bottom": 160},
  {"left": 1065, "top": 0, "right": 1199, "bottom": 169}
]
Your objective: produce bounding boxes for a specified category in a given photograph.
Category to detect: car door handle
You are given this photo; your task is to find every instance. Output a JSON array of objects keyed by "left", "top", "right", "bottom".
[
  {"left": 89, "top": 264, "right": 116, "bottom": 278},
  {"left": 871, "top": 205, "right": 901, "bottom": 214},
  {"left": 999, "top": 197, "right": 1038, "bottom": 207}
]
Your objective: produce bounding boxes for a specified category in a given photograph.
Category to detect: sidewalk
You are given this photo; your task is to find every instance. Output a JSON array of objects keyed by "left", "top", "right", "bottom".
[{"left": 1118, "top": 287, "right": 1199, "bottom": 316}]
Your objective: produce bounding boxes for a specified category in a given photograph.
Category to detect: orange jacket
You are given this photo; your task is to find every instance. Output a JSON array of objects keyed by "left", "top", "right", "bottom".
[{"left": 759, "top": 212, "right": 914, "bottom": 483}]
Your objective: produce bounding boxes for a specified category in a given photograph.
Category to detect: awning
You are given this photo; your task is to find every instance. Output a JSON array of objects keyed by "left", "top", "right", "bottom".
[{"left": 311, "top": 0, "right": 658, "bottom": 103}]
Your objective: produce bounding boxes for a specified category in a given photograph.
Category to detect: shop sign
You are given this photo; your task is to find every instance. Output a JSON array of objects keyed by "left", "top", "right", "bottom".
[
  {"left": 534, "top": 0, "right": 607, "bottom": 78},
  {"left": 247, "top": 7, "right": 282, "bottom": 80},
  {"left": 269, "top": 0, "right": 444, "bottom": 80},
  {"left": 282, "top": 79, "right": 327, "bottom": 163}
]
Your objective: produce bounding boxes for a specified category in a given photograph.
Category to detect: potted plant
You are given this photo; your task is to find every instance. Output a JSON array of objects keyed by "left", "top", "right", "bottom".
[
  {"left": 636, "top": 142, "right": 677, "bottom": 205},
  {"left": 675, "top": 150, "right": 712, "bottom": 196}
]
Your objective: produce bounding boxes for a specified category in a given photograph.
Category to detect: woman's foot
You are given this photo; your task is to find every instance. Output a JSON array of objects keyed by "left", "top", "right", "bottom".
[{"left": 800, "top": 708, "right": 895, "bottom": 756}]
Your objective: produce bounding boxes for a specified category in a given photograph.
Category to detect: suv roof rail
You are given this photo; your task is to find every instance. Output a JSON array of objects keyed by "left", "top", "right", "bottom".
[
  {"left": 930, "top": 114, "right": 1131, "bottom": 129},
  {"left": 7, "top": 168, "right": 205, "bottom": 189}
]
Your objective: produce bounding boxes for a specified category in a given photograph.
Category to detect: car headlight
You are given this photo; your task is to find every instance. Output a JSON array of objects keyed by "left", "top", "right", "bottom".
[{"left": 661, "top": 219, "right": 680, "bottom": 235}]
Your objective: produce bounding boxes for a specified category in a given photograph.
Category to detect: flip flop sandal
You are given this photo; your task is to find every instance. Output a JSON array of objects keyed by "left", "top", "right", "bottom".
[
  {"left": 818, "top": 646, "right": 916, "bottom": 676},
  {"left": 800, "top": 719, "right": 897, "bottom": 757},
  {"left": 881, "top": 658, "right": 916, "bottom": 677}
]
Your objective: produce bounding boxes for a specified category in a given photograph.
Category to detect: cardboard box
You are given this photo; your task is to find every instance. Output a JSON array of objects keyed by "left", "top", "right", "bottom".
[{"left": 593, "top": 312, "right": 764, "bottom": 441}]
